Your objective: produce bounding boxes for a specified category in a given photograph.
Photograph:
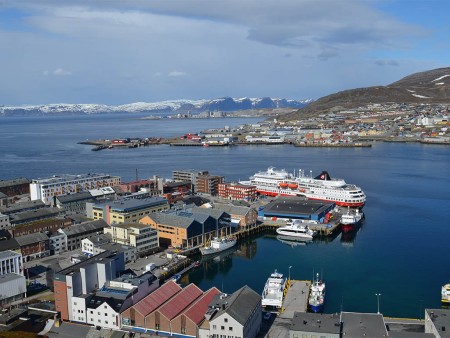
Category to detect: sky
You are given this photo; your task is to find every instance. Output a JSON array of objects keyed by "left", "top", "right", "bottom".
[{"left": 0, "top": 0, "right": 449, "bottom": 106}]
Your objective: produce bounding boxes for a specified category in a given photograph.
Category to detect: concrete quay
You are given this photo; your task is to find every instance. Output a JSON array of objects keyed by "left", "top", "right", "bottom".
[{"left": 265, "top": 280, "right": 311, "bottom": 338}]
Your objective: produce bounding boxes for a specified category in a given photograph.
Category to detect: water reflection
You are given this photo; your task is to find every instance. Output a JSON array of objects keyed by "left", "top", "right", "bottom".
[
  {"left": 340, "top": 221, "right": 365, "bottom": 246},
  {"left": 276, "top": 235, "right": 311, "bottom": 247}
]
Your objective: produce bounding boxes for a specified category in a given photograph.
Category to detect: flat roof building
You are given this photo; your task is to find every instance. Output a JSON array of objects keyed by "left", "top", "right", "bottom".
[
  {"left": 259, "top": 197, "right": 335, "bottom": 222},
  {"left": 30, "top": 173, "right": 121, "bottom": 205},
  {"left": 88, "top": 197, "right": 169, "bottom": 225}
]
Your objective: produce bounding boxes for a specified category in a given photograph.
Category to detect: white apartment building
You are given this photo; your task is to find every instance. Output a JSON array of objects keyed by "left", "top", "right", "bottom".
[
  {"left": 0, "top": 250, "right": 23, "bottom": 276},
  {"left": 30, "top": 173, "right": 121, "bottom": 205}
]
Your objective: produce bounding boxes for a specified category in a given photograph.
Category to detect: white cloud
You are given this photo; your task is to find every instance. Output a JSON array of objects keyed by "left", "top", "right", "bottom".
[
  {"left": 53, "top": 68, "right": 72, "bottom": 76},
  {"left": 0, "top": 1, "right": 445, "bottom": 105},
  {"left": 168, "top": 71, "right": 187, "bottom": 77}
]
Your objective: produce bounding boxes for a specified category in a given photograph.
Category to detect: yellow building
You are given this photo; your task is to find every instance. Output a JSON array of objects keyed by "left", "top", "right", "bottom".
[{"left": 87, "top": 197, "right": 169, "bottom": 225}]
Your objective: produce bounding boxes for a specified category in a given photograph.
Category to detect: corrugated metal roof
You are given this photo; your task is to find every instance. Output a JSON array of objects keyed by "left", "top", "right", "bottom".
[
  {"left": 158, "top": 284, "right": 203, "bottom": 320},
  {"left": 182, "top": 287, "right": 221, "bottom": 325},
  {"left": 147, "top": 213, "right": 195, "bottom": 229},
  {"left": 59, "top": 219, "right": 107, "bottom": 236},
  {"left": 15, "top": 232, "right": 49, "bottom": 246},
  {"left": 133, "top": 281, "right": 182, "bottom": 317}
]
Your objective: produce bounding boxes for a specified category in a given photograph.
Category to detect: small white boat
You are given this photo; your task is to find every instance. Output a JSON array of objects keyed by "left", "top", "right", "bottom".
[
  {"left": 442, "top": 283, "right": 450, "bottom": 305},
  {"left": 199, "top": 236, "right": 237, "bottom": 256},
  {"left": 276, "top": 221, "right": 317, "bottom": 240}
]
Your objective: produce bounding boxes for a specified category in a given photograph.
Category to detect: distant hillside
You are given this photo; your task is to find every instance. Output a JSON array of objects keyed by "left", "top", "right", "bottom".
[
  {"left": 278, "top": 67, "right": 450, "bottom": 121},
  {"left": 0, "top": 97, "right": 311, "bottom": 117}
]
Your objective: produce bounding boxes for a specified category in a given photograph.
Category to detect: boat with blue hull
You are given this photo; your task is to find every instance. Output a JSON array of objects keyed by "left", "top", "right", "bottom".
[{"left": 309, "top": 273, "right": 325, "bottom": 313}]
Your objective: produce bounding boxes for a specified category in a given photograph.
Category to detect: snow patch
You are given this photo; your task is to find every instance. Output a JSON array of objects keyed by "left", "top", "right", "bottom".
[
  {"left": 434, "top": 82, "right": 444, "bottom": 86},
  {"left": 431, "top": 74, "right": 450, "bottom": 82},
  {"left": 411, "top": 94, "right": 431, "bottom": 99},
  {"left": 407, "top": 89, "right": 415, "bottom": 93}
]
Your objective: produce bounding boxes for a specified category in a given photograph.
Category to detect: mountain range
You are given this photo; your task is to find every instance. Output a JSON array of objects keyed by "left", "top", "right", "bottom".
[
  {"left": 277, "top": 67, "right": 450, "bottom": 121},
  {"left": 0, "top": 97, "right": 311, "bottom": 117}
]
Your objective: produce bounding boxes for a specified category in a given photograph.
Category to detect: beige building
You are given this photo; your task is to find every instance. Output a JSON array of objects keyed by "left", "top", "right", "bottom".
[{"left": 103, "top": 223, "right": 159, "bottom": 254}]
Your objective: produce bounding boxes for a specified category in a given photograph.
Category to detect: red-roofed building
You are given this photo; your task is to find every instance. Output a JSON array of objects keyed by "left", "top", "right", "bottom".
[
  {"left": 171, "top": 287, "right": 221, "bottom": 336},
  {"left": 121, "top": 280, "right": 182, "bottom": 329},
  {"left": 148, "top": 283, "right": 203, "bottom": 334}
]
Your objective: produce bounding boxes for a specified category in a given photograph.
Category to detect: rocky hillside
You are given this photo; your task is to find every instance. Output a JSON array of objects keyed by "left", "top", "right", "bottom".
[{"left": 278, "top": 67, "right": 450, "bottom": 121}]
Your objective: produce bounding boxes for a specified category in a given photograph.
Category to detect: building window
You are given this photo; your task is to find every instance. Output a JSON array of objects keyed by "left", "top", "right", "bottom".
[
  {"left": 229, "top": 327, "right": 233, "bottom": 331},
  {"left": 213, "top": 325, "right": 216, "bottom": 329},
  {"left": 221, "top": 326, "right": 225, "bottom": 330},
  {"left": 224, "top": 318, "right": 228, "bottom": 323}
]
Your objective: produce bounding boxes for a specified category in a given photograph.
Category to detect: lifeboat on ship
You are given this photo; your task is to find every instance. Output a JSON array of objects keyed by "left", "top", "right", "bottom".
[
  {"left": 288, "top": 183, "right": 298, "bottom": 189},
  {"left": 279, "top": 182, "right": 289, "bottom": 188}
]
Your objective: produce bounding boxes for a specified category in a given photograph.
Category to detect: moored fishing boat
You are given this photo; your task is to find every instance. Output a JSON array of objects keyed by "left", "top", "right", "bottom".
[
  {"left": 199, "top": 236, "right": 237, "bottom": 256},
  {"left": 309, "top": 273, "right": 325, "bottom": 313},
  {"left": 340, "top": 207, "right": 364, "bottom": 232}
]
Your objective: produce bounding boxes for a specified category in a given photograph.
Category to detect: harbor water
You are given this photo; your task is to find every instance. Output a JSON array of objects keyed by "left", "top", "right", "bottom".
[{"left": 1, "top": 113, "right": 449, "bottom": 318}]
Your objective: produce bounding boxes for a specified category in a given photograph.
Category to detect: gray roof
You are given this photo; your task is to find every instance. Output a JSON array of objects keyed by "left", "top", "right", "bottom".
[
  {"left": 290, "top": 312, "right": 341, "bottom": 334},
  {"left": 340, "top": 312, "right": 388, "bottom": 337},
  {"left": 98, "top": 242, "right": 134, "bottom": 253},
  {"left": 60, "top": 219, "right": 107, "bottom": 236},
  {"left": 0, "top": 178, "right": 30, "bottom": 188},
  {"left": 0, "top": 238, "right": 20, "bottom": 251},
  {"left": 147, "top": 213, "right": 195, "bottom": 229},
  {"left": 85, "top": 233, "right": 112, "bottom": 246},
  {"left": 213, "top": 203, "right": 251, "bottom": 216},
  {"left": 0, "top": 200, "right": 46, "bottom": 214},
  {"left": 189, "top": 206, "right": 227, "bottom": 219},
  {"left": 55, "top": 250, "right": 119, "bottom": 277},
  {"left": 9, "top": 208, "right": 61, "bottom": 222},
  {"left": 56, "top": 191, "right": 93, "bottom": 203},
  {"left": 262, "top": 197, "right": 334, "bottom": 217},
  {"left": 15, "top": 232, "right": 49, "bottom": 246},
  {"left": 0, "top": 192, "right": 7, "bottom": 199},
  {"left": 93, "top": 196, "right": 168, "bottom": 212},
  {"left": 0, "top": 250, "right": 22, "bottom": 260},
  {"left": 0, "top": 272, "right": 26, "bottom": 284},
  {"left": 212, "top": 285, "right": 261, "bottom": 326}
]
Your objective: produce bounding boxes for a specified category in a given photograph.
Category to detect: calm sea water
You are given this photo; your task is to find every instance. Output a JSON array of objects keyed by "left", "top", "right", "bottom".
[{"left": 1, "top": 113, "right": 449, "bottom": 318}]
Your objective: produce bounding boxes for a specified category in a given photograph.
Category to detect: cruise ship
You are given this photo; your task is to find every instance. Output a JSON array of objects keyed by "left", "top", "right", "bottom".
[
  {"left": 261, "top": 270, "right": 286, "bottom": 309},
  {"left": 244, "top": 167, "right": 366, "bottom": 207}
]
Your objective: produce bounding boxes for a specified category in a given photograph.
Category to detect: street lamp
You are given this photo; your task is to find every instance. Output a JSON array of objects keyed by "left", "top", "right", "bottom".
[
  {"left": 288, "top": 266, "right": 292, "bottom": 286},
  {"left": 375, "top": 293, "right": 382, "bottom": 314}
]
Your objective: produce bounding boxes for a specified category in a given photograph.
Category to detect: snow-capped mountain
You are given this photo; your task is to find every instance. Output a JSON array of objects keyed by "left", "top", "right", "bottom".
[{"left": 0, "top": 97, "right": 312, "bottom": 117}]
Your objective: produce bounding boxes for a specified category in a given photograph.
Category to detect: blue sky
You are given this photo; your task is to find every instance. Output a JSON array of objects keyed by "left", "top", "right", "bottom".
[{"left": 0, "top": 0, "right": 448, "bottom": 105}]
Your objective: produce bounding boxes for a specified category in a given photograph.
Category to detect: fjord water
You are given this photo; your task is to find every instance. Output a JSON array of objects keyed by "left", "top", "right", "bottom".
[{"left": 1, "top": 114, "right": 449, "bottom": 318}]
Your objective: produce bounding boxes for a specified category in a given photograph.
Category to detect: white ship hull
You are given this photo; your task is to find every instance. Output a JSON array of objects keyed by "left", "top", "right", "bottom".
[
  {"left": 276, "top": 221, "right": 317, "bottom": 240},
  {"left": 200, "top": 237, "right": 237, "bottom": 256},
  {"left": 262, "top": 270, "right": 286, "bottom": 309},
  {"left": 246, "top": 167, "right": 366, "bottom": 207}
]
